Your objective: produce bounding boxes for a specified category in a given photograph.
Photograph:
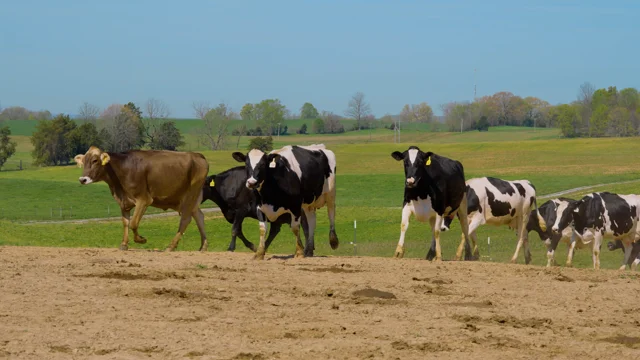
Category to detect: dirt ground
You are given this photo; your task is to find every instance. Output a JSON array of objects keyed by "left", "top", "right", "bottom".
[{"left": 1, "top": 246, "right": 639, "bottom": 360}]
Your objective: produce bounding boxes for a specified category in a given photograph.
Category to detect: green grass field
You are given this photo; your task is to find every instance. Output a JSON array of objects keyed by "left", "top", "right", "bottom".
[{"left": 1, "top": 124, "right": 640, "bottom": 270}]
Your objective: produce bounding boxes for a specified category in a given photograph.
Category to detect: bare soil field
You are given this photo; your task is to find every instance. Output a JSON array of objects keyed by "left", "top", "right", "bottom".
[{"left": 1, "top": 246, "right": 639, "bottom": 360}]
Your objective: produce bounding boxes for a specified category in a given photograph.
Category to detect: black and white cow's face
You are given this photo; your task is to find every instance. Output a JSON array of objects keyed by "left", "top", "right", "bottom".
[
  {"left": 232, "top": 149, "right": 280, "bottom": 190},
  {"left": 391, "top": 146, "right": 432, "bottom": 189},
  {"left": 551, "top": 199, "right": 579, "bottom": 234}
]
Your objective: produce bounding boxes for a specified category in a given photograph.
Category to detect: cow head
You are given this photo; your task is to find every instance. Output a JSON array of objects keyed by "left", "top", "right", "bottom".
[
  {"left": 232, "top": 149, "right": 280, "bottom": 190},
  {"left": 391, "top": 146, "right": 433, "bottom": 189},
  {"left": 551, "top": 198, "right": 580, "bottom": 234},
  {"left": 74, "top": 146, "right": 111, "bottom": 185}
]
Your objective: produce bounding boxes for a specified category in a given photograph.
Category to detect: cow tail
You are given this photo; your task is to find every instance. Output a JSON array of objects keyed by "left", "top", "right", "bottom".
[{"left": 533, "top": 197, "right": 547, "bottom": 232}]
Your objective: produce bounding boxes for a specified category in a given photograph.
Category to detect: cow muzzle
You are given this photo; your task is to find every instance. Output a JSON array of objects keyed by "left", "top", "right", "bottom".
[
  {"left": 79, "top": 176, "right": 93, "bottom": 185},
  {"left": 551, "top": 226, "right": 559, "bottom": 234},
  {"left": 246, "top": 178, "right": 258, "bottom": 189},
  {"left": 406, "top": 177, "right": 417, "bottom": 188}
]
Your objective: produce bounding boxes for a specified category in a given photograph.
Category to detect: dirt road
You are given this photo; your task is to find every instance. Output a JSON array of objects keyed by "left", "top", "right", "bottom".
[{"left": 0, "top": 246, "right": 639, "bottom": 359}]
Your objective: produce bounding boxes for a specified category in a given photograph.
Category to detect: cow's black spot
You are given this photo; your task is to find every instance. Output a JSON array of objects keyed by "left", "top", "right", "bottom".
[
  {"left": 510, "top": 208, "right": 516, "bottom": 217},
  {"left": 601, "top": 193, "right": 635, "bottom": 236},
  {"left": 514, "top": 183, "right": 526, "bottom": 197},
  {"left": 467, "top": 185, "right": 481, "bottom": 214},
  {"left": 486, "top": 188, "right": 512, "bottom": 217},
  {"left": 487, "top": 177, "right": 515, "bottom": 196}
]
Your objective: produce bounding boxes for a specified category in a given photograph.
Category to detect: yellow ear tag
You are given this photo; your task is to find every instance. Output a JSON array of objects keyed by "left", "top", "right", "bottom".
[
  {"left": 209, "top": 179, "right": 215, "bottom": 186},
  {"left": 269, "top": 159, "right": 276, "bottom": 168},
  {"left": 101, "top": 158, "right": 109, "bottom": 166},
  {"left": 426, "top": 156, "right": 431, "bottom": 166}
]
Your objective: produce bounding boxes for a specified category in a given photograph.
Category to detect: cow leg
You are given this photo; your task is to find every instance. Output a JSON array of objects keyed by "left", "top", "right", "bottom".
[
  {"left": 303, "top": 208, "right": 317, "bottom": 257},
  {"left": 234, "top": 220, "right": 257, "bottom": 252},
  {"left": 592, "top": 232, "right": 603, "bottom": 270},
  {"left": 566, "top": 237, "right": 578, "bottom": 267},
  {"left": 130, "top": 200, "right": 151, "bottom": 245},
  {"left": 119, "top": 208, "right": 131, "bottom": 251},
  {"left": 291, "top": 216, "right": 304, "bottom": 258},
  {"left": 264, "top": 222, "right": 283, "bottom": 251},
  {"left": 620, "top": 238, "right": 634, "bottom": 271},
  {"left": 510, "top": 216, "right": 526, "bottom": 264},
  {"left": 394, "top": 204, "right": 412, "bottom": 258},
  {"left": 456, "top": 211, "right": 479, "bottom": 261},
  {"left": 167, "top": 185, "right": 204, "bottom": 251},
  {"left": 327, "top": 191, "right": 339, "bottom": 250},
  {"left": 192, "top": 208, "right": 208, "bottom": 252},
  {"left": 431, "top": 215, "right": 444, "bottom": 261},
  {"left": 426, "top": 217, "right": 437, "bottom": 261},
  {"left": 254, "top": 210, "right": 268, "bottom": 260},
  {"left": 522, "top": 218, "right": 532, "bottom": 265}
]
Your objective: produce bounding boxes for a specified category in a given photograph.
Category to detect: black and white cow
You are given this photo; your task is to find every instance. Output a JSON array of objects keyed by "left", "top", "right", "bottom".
[
  {"left": 232, "top": 144, "right": 338, "bottom": 260},
  {"left": 442, "top": 177, "right": 546, "bottom": 264},
  {"left": 527, "top": 198, "right": 586, "bottom": 267},
  {"left": 391, "top": 146, "right": 472, "bottom": 261},
  {"left": 552, "top": 192, "right": 640, "bottom": 270},
  {"left": 201, "top": 166, "right": 299, "bottom": 252},
  {"left": 607, "top": 239, "right": 640, "bottom": 269}
]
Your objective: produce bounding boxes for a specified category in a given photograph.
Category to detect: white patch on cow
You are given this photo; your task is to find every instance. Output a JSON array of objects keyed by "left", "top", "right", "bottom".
[
  {"left": 79, "top": 176, "right": 93, "bottom": 185},
  {"left": 551, "top": 200, "right": 569, "bottom": 232},
  {"left": 408, "top": 149, "right": 419, "bottom": 165},
  {"left": 248, "top": 149, "right": 264, "bottom": 170},
  {"left": 269, "top": 146, "right": 302, "bottom": 179},
  {"left": 260, "top": 204, "right": 294, "bottom": 222}
]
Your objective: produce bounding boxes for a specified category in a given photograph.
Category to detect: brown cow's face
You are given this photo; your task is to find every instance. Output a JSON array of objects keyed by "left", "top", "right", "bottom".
[
  {"left": 75, "top": 147, "right": 110, "bottom": 185},
  {"left": 232, "top": 149, "right": 271, "bottom": 190}
]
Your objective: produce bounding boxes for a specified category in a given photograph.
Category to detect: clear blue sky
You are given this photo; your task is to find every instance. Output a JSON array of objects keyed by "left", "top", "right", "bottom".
[{"left": 1, "top": 0, "right": 638, "bottom": 118}]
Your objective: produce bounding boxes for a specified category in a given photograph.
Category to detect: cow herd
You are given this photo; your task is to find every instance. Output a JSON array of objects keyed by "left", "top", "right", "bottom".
[{"left": 74, "top": 144, "right": 640, "bottom": 271}]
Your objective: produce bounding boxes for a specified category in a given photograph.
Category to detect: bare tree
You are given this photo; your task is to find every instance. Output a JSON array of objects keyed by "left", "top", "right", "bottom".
[
  {"left": 78, "top": 102, "right": 100, "bottom": 123},
  {"left": 101, "top": 108, "right": 143, "bottom": 152},
  {"left": 344, "top": 92, "right": 371, "bottom": 130},
  {"left": 577, "top": 82, "right": 596, "bottom": 134},
  {"left": 200, "top": 103, "right": 231, "bottom": 150},
  {"left": 101, "top": 103, "right": 124, "bottom": 121},
  {"left": 192, "top": 101, "right": 211, "bottom": 121},
  {"left": 144, "top": 98, "right": 171, "bottom": 145}
]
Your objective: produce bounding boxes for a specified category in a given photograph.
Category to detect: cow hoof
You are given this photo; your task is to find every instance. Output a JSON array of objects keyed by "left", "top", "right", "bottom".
[
  {"left": 119, "top": 244, "right": 128, "bottom": 251},
  {"left": 330, "top": 231, "right": 339, "bottom": 250},
  {"left": 304, "top": 250, "right": 314, "bottom": 257},
  {"left": 134, "top": 236, "right": 147, "bottom": 244},
  {"left": 425, "top": 250, "right": 436, "bottom": 261},
  {"left": 619, "top": 265, "right": 627, "bottom": 271},
  {"left": 294, "top": 252, "right": 305, "bottom": 259},
  {"left": 510, "top": 259, "right": 517, "bottom": 264},
  {"left": 565, "top": 263, "right": 573, "bottom": 268},
  {"left": 253, "top": 252, "right": 265, "bottom": 260},
  {"left": 165, "top": 247, "right": 176, "bottom": 252},
  {"left": 394, "top": 246, "right": 404, "bottom": 259},
  {"left": 226, "top": 248, "right": 236, "bottom": 252}
]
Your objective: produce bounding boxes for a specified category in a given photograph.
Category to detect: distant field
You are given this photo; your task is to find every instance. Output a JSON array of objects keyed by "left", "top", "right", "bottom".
[{"left": 1, "top": 126, "right": 640, "bottom": 270}]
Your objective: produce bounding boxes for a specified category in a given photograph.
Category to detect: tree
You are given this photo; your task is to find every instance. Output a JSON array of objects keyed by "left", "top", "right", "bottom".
[
  {"left": 192, "top": 101, "right": 211, "bottom": 121},
  {"left": 150, "top": 121, "right": 184, "bottom": 150},
  {"left": 590, "top": 104, "right": 609, "bottom": 137},
  {"left": 344, "top": 92, "right": 371, "bottom": 130},
  {"left": 0, "top": 126, "right": 17, "bottom": 170},
  {"left": 143, "top": 98, "right": 171, "bottom": 146},
  {"left": 619, "top": 88, "right": 640, "bottom": 111},
  {"left": 235, "top": 124, "right": 247, "bottom": 149},
  {"left": 254, "top": 99, "right": 285, "bottom": 135},
  {"left": 312, "top": 118, "right": 325, "bottom": 134},
  {"left": 123, "top": 102, "right": 142, "bottom": 121},
  {"left": 321, "top": 111, "right": 345, "bottom": 134},
  {"left": 100, "top": 108, "right": 144, "bottom": 153},
  {"left": 31, "top": 114, "right": 77, "bottom": 166},
  {"left": 554, "top": 104, "right": 581, "bottom": 138},
  {"left": 297, "top": 123, "right": 308, "bottom": 134},
  {"left": 247, "top": 136, "right": 273, "bottom": 152},
  {"left": 78, "top": 102, "right": 100, "bottom": 123},
  {"left": 608, "top": 106, "right": 634, "bottom": 137},
  {"left": 400, "top": 103, "right": 434, "bottom": 124},
  {"left": 68, "top": 122, "right": 102, "bottom": 157},
  {"left": 476, "top": 116, "right": 489, "bottom": 131},
  {"left": 240, "top": 103, "right": 255, "bottom": 121},
  {"left": 100, "top": 103, "right": 123, "bottom": 121},
  {"left": 201, "top": 103, "right": 232, "bottom": 150},
  {"left": 300, "top": 102, "right": 319, "bottom": 119}
]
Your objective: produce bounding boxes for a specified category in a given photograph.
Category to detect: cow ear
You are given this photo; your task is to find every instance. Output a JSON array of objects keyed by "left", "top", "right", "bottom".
[
  {"left": 267, "top": 154, "right": 280, "bottom": 168},
  {"left": 74, "top": 154, "right": 85, "bottom": 168},
  {"left": 391, "top": 151, "right": 404, "bottom": 161},
  {"left": 232, "top": 152, "right": 246, "bottom": 163},
  {"left": 100, "top": 153, "right": 110, "bottom": 166}
]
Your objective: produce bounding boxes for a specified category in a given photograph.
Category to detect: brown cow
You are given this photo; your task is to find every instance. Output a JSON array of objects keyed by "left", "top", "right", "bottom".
[{"left": 74, "top": 146, "right": 210, "bottom": 252}]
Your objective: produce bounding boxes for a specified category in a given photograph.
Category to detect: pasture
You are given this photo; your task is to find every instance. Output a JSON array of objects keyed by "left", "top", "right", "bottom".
[{"left": 2, "top": 126, "right": 640, "bottom": 358}]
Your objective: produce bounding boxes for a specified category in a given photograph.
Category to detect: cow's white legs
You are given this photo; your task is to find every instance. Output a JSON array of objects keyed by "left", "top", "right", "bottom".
[
  {"left": 566, "top": 237, "right": 578, "bottom": 267},
  {"left": 394, "top": 204, "right": 412, "bottom": 258},
  {"left": 326, "top": 193, "right": 339, "bottom": 250},
  {"left": 119, "top": 208, "right": 131, "bottom": 251},
  {"left": 510, "top": 216, "right": 528, "bottom": 264},
  {"left": 303, "top": 208, "right": 317, "bottom": 257},
  {"left": 291, "top": 217, "right": 304, "bottom": 258},
  {"left": 592, "top": 232, "right": 603, "bottom": 270},
  {"left": 620, "top": 238, "right": 633, "bottom": 271},
  {"left": 432, "top": 215, "right": 444, "bottom": 261},
  {"left": 456, "top": 210, "right": 480, "bottom": 261},
  {"left": 546, "top": 247, "right": 555, "bottom": 267},
  {"left": 253, "top": 221, "right": 268, "bottom": 260}
]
